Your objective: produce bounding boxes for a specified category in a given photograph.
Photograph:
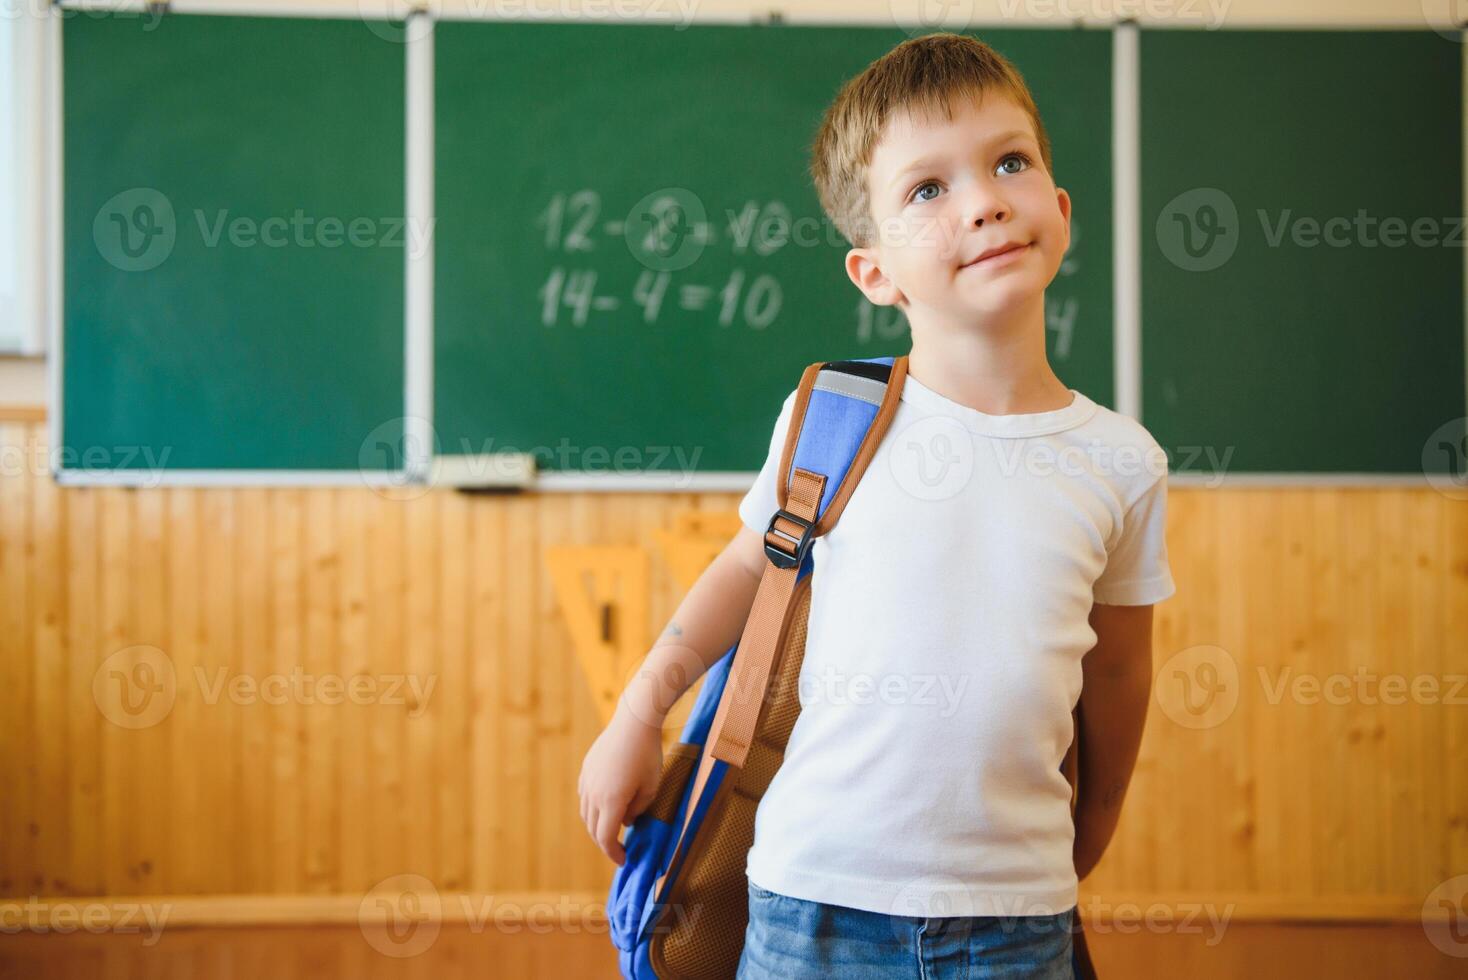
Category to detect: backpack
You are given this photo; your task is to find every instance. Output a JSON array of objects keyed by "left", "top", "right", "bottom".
[{"left": 605, "top": 354, "right": 1098, "bottom": 980}]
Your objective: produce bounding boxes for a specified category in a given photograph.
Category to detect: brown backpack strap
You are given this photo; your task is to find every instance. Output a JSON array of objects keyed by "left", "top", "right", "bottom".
[
  {"left": 708, "top": 467, "right": 825, "bottom": 768},
  {"left": 778, "top": 356, "right": 909, "bottom": 536},
  {"left": 709, "top": 355, "right": 908, "bottom": 769}
]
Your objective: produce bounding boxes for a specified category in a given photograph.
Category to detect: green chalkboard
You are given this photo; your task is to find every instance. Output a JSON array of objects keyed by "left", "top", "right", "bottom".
[
  {"left": 62, "top": 13, "right": 406, "bottom": 474},
  {"left": 434, "top": 23, "right": 1113, "bottom": 474},
  {"left": 1141, "top": 29, "right": 1465, "bottom": 476}
]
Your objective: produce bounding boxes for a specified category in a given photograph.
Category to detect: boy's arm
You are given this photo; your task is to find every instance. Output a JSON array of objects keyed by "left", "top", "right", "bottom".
[
  {"left": 581, "top": 525, "right": 770, "bottom": 864},
  {"left": 615, "top": 524, "right": 771, "bottom": 730},
  {"left": 1072, "top": 600, "right": 1155, "bottom": 881}
]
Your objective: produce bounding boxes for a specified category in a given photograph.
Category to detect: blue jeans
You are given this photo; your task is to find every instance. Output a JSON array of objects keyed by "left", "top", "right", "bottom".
[{"left": 735, "top": 879, "right": 1076, "bottom": 979}]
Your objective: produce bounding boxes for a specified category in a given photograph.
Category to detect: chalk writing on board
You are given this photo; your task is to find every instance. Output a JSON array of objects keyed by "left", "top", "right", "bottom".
[
  {"left": 538, "top": 267, "right": 782, "bottom": 329},
  {"left": 536, "top": 189, "right": 790, "bottom": 328}
]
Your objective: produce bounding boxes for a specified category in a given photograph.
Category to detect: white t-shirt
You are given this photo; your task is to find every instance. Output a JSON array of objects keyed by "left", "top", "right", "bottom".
[{"left": 736, "top": 371, "right": 1175, "bottom": 919}]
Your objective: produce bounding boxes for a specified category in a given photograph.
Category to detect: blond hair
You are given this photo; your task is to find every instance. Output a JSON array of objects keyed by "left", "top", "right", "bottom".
[{"left": 809, "top": 32, "right": 1055, "bottom": 248}]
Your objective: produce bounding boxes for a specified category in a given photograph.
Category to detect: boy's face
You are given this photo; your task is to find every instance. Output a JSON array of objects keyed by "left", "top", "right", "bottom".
[{"left": 847, "top": 90, "right": 1071, "bottom": 328}]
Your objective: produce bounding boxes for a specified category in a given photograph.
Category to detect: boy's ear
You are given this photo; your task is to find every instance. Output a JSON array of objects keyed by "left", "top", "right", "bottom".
[
  {"left": 845, "top": 247, "right": 906, "bottom": 308},
  {"left": 1056, "top": 186, "right": 1073, "bottom": 251}
]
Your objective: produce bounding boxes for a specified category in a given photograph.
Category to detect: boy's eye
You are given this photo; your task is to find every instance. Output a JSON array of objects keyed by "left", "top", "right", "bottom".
[
  {"left": 997, "top": 151, "right": 1034, "bottom": 176},
  {"left": 908, "top": 152, "right": 1035, "bottom": 204},
  {"left": 911, "top": 181, "right": 941, "bottom": 204}
]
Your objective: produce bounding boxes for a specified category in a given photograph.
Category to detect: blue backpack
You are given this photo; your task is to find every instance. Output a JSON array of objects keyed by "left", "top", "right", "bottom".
[{"left": 605, "top": 354, "right": 1096, "bottom": 979}]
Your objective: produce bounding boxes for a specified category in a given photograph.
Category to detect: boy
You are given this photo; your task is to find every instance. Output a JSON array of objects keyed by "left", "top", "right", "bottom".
[{"left": 579, "top": 32, "right": 1174, "bottom": 979}]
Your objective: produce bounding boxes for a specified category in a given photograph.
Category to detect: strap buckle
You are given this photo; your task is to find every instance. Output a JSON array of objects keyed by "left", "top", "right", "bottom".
[{"left": 764, "top": 508, "right": 815, "bottom": 569}]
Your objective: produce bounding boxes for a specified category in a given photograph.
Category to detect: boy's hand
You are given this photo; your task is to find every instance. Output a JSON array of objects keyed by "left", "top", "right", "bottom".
[{"left": 578, "top": 705, "right": 664, "bottom": 866}]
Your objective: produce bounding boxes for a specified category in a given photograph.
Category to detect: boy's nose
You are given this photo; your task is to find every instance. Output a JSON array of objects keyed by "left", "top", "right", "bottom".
[{"left": 961, "top": 182, "right": 1011, "bottom": 229}]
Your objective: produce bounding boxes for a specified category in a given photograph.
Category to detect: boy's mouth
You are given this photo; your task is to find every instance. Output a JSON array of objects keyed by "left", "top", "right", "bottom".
[{"left": 958, "top": 241, "right": 1030, "bottom": 270}]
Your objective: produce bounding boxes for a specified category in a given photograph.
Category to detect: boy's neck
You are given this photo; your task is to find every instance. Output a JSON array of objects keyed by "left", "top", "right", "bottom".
[{"left": 904, "top": 293, "right": 1072, "bottom": 417}]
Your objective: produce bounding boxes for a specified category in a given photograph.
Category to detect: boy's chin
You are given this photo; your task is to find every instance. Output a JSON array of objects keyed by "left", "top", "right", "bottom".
[{"left": 948, "top": 281, "right": 1044, "bottom": 318}]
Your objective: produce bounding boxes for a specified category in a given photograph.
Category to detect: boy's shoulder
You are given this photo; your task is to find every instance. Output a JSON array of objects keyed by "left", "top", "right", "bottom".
[
  {"left": 1072, "top": 393, "right": 1166, "bottom": 453},
  {"left": 1067, "top": 394, "right": 1172, "bottom": 506}
]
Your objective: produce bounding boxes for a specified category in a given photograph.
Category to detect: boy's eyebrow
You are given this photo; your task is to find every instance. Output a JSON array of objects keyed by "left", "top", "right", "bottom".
[{"left": 886, "top": 128, "right": 1036, "bottom": 192}]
